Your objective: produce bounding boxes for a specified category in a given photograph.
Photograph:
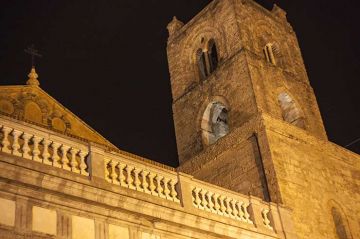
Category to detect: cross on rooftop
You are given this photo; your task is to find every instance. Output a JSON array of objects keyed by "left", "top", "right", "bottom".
[{"left": 24, "top": 44, "right": 42, "bottom": 67}]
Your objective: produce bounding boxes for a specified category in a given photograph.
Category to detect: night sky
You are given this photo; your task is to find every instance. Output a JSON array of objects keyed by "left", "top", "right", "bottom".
[{"left": 0, "top": 0, "right": 359, "bottom": 167}]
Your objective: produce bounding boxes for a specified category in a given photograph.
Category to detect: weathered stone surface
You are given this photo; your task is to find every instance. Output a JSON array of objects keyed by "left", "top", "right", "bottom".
[
  {"left": 32, "top": 206, "right": 57, "bottom": 235},
  {"left": 109, "top": 224, "right": 129, "bottom": 239},
  {"left": 72, "top": 216, "right": 95, "bottom": 239},
  {"left": 0, "top": 198, "right": 15, "bottom": 227}
]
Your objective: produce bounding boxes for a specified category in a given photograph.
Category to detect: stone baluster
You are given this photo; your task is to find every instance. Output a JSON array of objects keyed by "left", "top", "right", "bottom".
[
  {"left": 60, "top": 145, "right": 71, "bottom": 171},
  {"left": 213, "top": 193, "right": 221, "bottom": 215},
  {"left": 11, "top": 129, "right": 22, "bottom": 157},
  {"left": 225, "top": 198, "right": 234, "bottom": 218},
  {"left": 42, "top": 139, "right": 52, "bottom": 165},
  {"left": 70, "top": 148, "right": 80, "bottom": 173},
  {"left": 79, "top": 150, "right": 89, "bottom": 176},
  {"left": 32, "top": 136, "right": 42, "bottom": 162},
  {"left": 231, "top": 199, "right": 239, "bottom": 219},
  {"left": 21, "top": 133, "right": 33, "bottom": 159},
  {"left": 155, "top": 175, "right": 166, "bottom": 199},
  {"left": 262, "top": 209, "right": 273, "bottom": 230},
  {"left": 193, "top": 188, "right": 202, "bottom": 209},
  {"left": 134, "top": 168, "right": 142, "bottom": 191},
  {"left": 141, "top": 170, "right": 150, "bottom": 194},
  {"left": 231, "top": 200, "right": 240, "bottom": 220},
  {"left": 1, "top": 126, "right": 12, "bottom": 153},
  {"left": 206, "top": 191, "right": 216, "bottom": 213},
  {"left": 125, "top": 165, "right": 135, "bottom": 189},
  {"left": 118, "top": 163, "right": 127, "bottom": 187},
  {"left": 219, "top": 195, "right": 227, "bottom": 216},
  {"left": 200, "top": 189, "right": 210, "bottom": 212},
  {"left": 169, "top": 179, "right": 179, "bottom": 202},
  {"left": 148, "top": 172, "right": 158, "bottom": 196},
  {"left": 104, "top": 159, "right": 111, "bottom": 182},
  {"left": 110, "top": 160, "right": 119, "bottom": 185},
  {"left": 163, "top": 178, "right": 172, "bottom": 200},
  {"left": 51, "top": 142, "right": 61, "bottom": 167},
  {"left": 243, "top": 203, "right": 252, "bottom": 224},
  {"left": 237, "top": 201, "right": 246, "bottom": 221}
]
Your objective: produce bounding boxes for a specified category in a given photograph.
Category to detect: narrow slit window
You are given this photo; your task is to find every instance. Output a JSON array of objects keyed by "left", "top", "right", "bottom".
[
  {"left": 197, "top": 49, "right": 208, "bottom": 79},
  {"left": 208, "top": 40, "right": 219, "bottom": 73}
]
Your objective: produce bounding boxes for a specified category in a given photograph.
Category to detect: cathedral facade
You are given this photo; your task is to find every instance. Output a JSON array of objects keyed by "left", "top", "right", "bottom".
[{"left": 0, "top": 0, "right": 359, "bottom": 238}]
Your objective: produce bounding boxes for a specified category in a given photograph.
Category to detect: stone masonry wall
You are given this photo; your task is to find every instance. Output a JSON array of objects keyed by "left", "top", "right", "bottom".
[
  {"left": 172, "top": 52, "right": 258, "bottom": 163},
  {"left": 178, "top": 115, "right": 282, "bottom": 202},
  {"left": 262, "top": 115, "right": 360, "bottom": 239},
  {"left": 246, "top": 54, "right": 328, "bottom": 140}
]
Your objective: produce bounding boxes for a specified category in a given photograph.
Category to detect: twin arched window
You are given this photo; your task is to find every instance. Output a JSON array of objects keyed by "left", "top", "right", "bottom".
[{"left": 196, "top": 40, "right": 219, "bottom": 80}]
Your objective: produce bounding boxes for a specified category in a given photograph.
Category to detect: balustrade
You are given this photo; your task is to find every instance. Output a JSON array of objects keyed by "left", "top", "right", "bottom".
[
  {"left": 105, "top": 158, "right": 180, "bottom": 203},
  {"left": 0, "top": 124, "right": 89, "bottom": 176},
  {"left": 0, "top": 118, "right": 283, "bottom": 235},
  {"left": 192, "top": 186, "right": 253, "bottom": 224}
]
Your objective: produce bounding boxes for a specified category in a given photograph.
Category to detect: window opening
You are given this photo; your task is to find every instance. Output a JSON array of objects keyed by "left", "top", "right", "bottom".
[
  {"left": 208, "top": 41, "right": 219, "bottom": 73},
  {"left": 331, "top": 207, "right": 349, "bottom": 239},
  {"left": 278, "top": 92, "right": 305, "bottom": 129},
  {"left": 264, "top": 43, "right": 276, "bottom": 65},
  {"left": 197, "top": 49, "right": 208, "bottom": 79},
  {"left": 201, "top": 102, "right": 229, "bottom": 145}
]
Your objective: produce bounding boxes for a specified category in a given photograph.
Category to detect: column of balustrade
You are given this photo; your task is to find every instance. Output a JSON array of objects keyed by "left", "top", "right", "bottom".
[{"left": 1, "top": 126, "right": 12, "bottom": 154}]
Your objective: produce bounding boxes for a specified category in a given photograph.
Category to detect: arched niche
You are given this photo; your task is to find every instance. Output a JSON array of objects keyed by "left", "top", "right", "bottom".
[
  {"left": 328, "top": 200, "right": 353, "bottom": 239},
  {"left": 278, "top": 92, "right": 305, "bottom": 129},
  {"left": 201, "top": 101, "right": 229, "bottom": 146},
  {"left": 24, "top": 101, "right": 43, "bottom": 124}
]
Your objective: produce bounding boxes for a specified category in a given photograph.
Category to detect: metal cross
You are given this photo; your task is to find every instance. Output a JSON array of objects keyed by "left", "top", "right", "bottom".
[{"left": 24, "top": 44, "right": 42, "bottom": 67}]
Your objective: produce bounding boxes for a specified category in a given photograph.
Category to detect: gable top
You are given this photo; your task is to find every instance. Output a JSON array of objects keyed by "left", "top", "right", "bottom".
[{"left": 0, "top": 67, "right": 118, "bottom": 150}]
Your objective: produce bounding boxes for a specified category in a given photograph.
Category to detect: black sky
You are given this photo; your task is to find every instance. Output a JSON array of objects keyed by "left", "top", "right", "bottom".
[{"left": 0, "top": 0, "right": 359, "bottom": 167}]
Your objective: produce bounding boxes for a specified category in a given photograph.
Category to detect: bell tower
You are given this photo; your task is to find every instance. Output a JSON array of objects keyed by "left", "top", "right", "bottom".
[{"left": 167, "top": 0, "right": 327, "bottom": 202}]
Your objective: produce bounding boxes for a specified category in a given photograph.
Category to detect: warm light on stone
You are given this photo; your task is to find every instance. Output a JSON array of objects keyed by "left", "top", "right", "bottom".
[
  {"left": 0, "top": 198, "right": 15, "bottom": 227},
  {"left": 32, "top": 206, "right": 57, "bottom": 235},
  {"left": 0, "top": 1, "right": 358, "bottom": 239}
]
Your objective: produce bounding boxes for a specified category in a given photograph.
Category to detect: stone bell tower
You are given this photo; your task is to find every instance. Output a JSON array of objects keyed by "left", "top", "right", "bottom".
[
  {"left": 167, "top": 1, "right": 360, "bottom": 239},
  {"left": 166, "top": 0, "right": 327, "bottom": 202}
]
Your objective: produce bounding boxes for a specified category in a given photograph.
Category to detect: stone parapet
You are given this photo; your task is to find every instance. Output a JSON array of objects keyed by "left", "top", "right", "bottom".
[{"left": 0, "top": 115, "right": 296, "bottom": 238}]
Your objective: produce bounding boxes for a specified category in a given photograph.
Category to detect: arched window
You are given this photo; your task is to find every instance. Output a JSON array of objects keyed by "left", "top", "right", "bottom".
[
  {"left": 201, "top": 102, "right": 229, "bottom": 145},
  {"left": 208, "top": 40, "right": 219, "bottom": 74},
  {"left": 278, "top": 92, "right": 305, "bottom": 129},
  {"left": 195, "top": 39, "right": 219, "bottom": 80},
  {"left": 196, "top": 49, "right": 208, "bottom": 80},
  {"left": 331, "top": 207, "right": 351, "bottom": 239}
]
